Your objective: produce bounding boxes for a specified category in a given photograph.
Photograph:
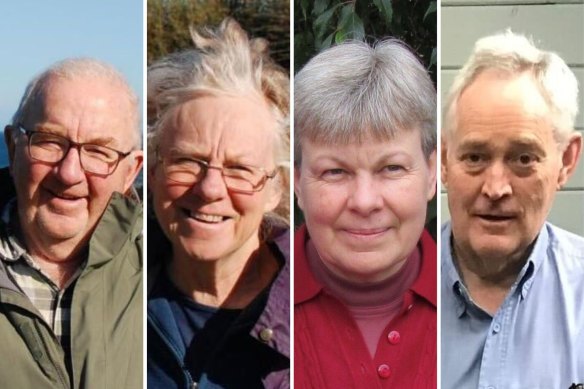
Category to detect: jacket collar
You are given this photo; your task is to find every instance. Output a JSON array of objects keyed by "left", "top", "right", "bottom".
[{"left": 294, "top": 224, "right": 437, "bottom": 308}]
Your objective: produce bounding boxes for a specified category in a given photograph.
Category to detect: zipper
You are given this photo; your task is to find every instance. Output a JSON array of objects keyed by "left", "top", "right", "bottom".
[{"left": 148, "top": 314, "right": 198, "bottom": 389}]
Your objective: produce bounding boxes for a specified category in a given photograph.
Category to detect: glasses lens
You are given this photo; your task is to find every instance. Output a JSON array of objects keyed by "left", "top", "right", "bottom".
[
  {"left": 80, "top": 145, "right": 119, "bottom": 175},
  {"left": 164, "top": 158, "right": 205, "bottom": 184},
  {"left": 29, "top": 132, "right": 68, "bottom": 162},
  {"left": 223, "top": 166, "right": 264, "bottom": 192}
]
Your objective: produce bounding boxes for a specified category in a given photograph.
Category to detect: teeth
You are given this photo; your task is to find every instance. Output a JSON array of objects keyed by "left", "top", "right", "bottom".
[{"left": 190, "top": 212, "right": 224, "bottom": 223}]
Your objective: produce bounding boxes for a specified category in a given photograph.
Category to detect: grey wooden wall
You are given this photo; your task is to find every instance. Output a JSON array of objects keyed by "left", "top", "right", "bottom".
[{"left": 440, "top": 0, "right": 584, "bottom": 236}]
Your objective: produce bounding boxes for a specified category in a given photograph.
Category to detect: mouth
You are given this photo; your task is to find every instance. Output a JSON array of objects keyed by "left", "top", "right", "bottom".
[
  {"left": 344, "top": 227, "right": 389, "bottom": 236},
  {"left": 46, "top": 189, "right": 86, "bottom": 202},
  {"left": 476, "top": 214, "right": 516, "bottom": 222},
  {"left": 183, "top": 209, "right": 231, "bottom": 224}
]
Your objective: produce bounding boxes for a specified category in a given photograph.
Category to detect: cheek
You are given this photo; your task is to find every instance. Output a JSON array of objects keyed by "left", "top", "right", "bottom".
[
  {"left": 302, "top": 184, "right": 347, "bottom": 224},
  {"left": 386, "top": 181, "right": 429, "bottom": 224}
]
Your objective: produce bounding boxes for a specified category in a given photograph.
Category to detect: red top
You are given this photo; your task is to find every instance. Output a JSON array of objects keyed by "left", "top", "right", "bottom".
[{"left": 294, "top": 225, "right": 437, "bottom": 388}]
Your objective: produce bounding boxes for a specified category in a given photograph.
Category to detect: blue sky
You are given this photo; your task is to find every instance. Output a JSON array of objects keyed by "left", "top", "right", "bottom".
[{"left": 0, "top": 1, "right": 143, "bottom": 165}]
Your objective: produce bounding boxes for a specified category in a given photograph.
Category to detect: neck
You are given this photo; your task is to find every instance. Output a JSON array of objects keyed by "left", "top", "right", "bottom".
[
  {"left": 306, "top": 239, "right": 420, "bottom": 308},
  {"left": 453, "top": 242, "right": 531, "bottom": 315},
  {"left": 16, "top": 223, "right": 87, "bottom": 289},
  {"left": 168, "top": 241, "right": 279, "bottom": 309}
]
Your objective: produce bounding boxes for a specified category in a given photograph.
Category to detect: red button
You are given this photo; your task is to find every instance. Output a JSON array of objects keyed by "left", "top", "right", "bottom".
[
  {"left": 387, "top": 330, "right": 401, "bottom": 344},
  {"left": 377, "top": 364, "right": 391, "bottom": 378}
]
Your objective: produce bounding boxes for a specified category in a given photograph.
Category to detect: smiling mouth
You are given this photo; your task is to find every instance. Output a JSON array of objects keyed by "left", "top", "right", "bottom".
[
  {"left": 47, "top": 189, "right": 85, "bottom": 201},
  {"left": 184, "top": 210, "right": 229, "bottom": 224},
  {"left": 344, "top": 228, "right": 388, "bottom": 236}
]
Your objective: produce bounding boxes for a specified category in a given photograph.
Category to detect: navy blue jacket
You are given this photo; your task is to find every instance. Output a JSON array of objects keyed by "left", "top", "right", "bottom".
[{"left": 147, "top": 218, "right": 290, "bottom": 389}]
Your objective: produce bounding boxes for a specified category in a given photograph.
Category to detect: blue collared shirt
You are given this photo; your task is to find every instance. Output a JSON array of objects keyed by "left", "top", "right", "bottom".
[{"left": 441, "top": 222, "right": 584, "bottom": 389}]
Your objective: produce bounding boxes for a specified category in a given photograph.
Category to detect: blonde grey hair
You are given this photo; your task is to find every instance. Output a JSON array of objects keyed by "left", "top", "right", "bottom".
[
  {"left": 443, "top": 30, "right": 579, "bottom": 146},
  {"left": 12, "top": 58, "right": 141, "bottom": 149},
  {"left": 294, "top": 39, "right": 436, "bottom": 163},
  {"left": 147, "top": 18, "right": 290, "bottom": 224}
]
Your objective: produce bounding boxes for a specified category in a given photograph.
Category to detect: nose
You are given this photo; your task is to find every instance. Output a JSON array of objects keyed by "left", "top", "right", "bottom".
[
  {"left": 54, "top": 147, "right": 85, "bottom": 185},
  {"left": 481, "top": 161, "right": 512, "bottom": 200},
  {"left": 192, "top": 166, "right": 227, "bottom": 201},
  {"left": 347, "top": 174, "right": 383, "bottom": 216}
]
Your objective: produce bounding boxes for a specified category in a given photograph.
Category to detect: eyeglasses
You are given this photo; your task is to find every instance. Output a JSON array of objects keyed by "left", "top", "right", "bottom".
[
  {"left": 15, "top": 125, "right": 132, "bottom": 177},
  {"left": 158, "top": 154, "right": 277, "bottom": 194}
]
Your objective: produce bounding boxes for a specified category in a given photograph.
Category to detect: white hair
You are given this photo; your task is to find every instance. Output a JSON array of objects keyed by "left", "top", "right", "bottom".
[
  {"left": 12, "top": 58, "right": 141, "bottom": 148},
  {"left": 147, "top": 18, "right": 290, "bottom": 224},
  {"left": 443, "top": 30, "right": 579, "bottom": 145},
  {"left": 294, "top": 39, "right": 436, "bottom": 163}
]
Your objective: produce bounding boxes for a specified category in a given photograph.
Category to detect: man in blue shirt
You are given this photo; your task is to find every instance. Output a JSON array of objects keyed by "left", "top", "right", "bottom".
[{"left": 441, "top": 31, "right": 584, "bottom": 389}]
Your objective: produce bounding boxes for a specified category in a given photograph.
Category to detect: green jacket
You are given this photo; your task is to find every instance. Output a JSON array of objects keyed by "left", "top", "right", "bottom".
[{"left": 0, "top": 171, "right": 143, "bottom": 388}]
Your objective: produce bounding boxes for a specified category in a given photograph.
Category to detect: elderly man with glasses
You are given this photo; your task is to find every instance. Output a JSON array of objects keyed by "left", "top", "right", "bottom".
[{"left": 0, "top": 58, "right": 143, "bottom": 388}]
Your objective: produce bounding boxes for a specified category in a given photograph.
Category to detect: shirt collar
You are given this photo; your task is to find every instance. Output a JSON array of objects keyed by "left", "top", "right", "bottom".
[
  {"left": 442, "top": 221, "right": 550, "bottom": 305},
  {"left": 293, "top": 224, "right": 322, "bottom": 304}
]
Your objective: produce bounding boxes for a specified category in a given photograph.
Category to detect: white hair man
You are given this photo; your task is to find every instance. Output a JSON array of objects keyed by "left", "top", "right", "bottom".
[
  {"left": 0, "top": 58, "right": 143, "bottom": 388},
  {"left": 441, "top": 31, "right": 583, "bottom": 388}
]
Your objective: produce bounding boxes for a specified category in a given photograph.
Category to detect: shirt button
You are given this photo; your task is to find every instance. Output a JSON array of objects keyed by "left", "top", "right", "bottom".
[
  {"left": 259, "top": 328, "right": 273, "bottom": 342},
  {"left": 407, "top": 304, "right": 414, "bottom": 311},
  {"left": 387, "top": 330, "right": 401, "bottom": 344},
  {"left": 493, "top": 323, "right": 501, "bottom": 333},
  {"left": 377, "top": 364, "right": 391, "bottom": 378}
]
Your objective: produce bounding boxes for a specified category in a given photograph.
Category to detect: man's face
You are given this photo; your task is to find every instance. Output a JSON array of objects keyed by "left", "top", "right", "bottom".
[
  {"left": 443, "top": 70, "right": 573, "bottom": 264},
  {"left": 8, "top": 76, "right": 142, "bottom": 256},
  {"left": 295, "top": 131, "right": 436, "bottom": 284}
]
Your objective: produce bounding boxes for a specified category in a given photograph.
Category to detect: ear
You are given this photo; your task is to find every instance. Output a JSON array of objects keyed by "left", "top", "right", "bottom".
[
  {"left": 557, "top": 133, "right": 582, "bottom": 189},
  {"left": 441, "top": 137, "right": 449, "bottom": 189},
  {"left": 122, "top": 150, "right": 144, "bottom": 194},
  {"left": 294, "top": 165, "right": 304, "bottom": 210},
  {"left": 263, "top": 173, "right": 283, "bottom": 213},
  {"left": 4, "top": 126, "right": 17, "bottom": 176},
  {"left": 426, "top": 150, "right": 437, "bottom": 201}
]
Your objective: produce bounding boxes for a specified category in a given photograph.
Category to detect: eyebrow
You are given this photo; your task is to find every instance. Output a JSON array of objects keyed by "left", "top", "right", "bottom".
[
  {"left": 167, "top": 148, "right": 262, "bottom": 166},
  {"left": 457, "top": 137, "right": 545, "bottom": 154},
  {"left": 312, "top": 151, "right": 411, "bottom": 165}
]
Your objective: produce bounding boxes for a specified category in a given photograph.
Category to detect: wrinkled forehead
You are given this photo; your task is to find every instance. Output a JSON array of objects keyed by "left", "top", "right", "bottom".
[{"left": 158, "top": 95, "right": 278, "bottom": 154}]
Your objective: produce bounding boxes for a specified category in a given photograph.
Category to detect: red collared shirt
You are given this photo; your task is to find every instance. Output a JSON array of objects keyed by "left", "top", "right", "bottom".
[{"left": 294, "top": 225, "right": 437, "bottom": 388}]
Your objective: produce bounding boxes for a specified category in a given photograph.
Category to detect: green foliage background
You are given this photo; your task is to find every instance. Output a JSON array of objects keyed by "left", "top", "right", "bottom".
[
  {"left": 147, "top": 0, "right": 290, "bottom": 69},
  {"left": 294, "top": 0, "right": 437, "bottom": 236}
]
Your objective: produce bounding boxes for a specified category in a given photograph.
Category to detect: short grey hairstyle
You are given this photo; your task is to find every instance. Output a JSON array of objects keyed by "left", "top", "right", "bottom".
[
  {"left": 11, "top": 58, "right": 141, "bottom": 148},
  {"left": 147, "top": 18, "right": 290, "bottom": 224},
  {"left": 294, "top": 39, "right": 436, "bottom": 163},
  {"left": 443, "top": 30, "right": 579, "bottom": 145}
]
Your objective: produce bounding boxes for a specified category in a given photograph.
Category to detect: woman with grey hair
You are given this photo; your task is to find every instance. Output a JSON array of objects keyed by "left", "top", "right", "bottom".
[
  {"left": 294, "top": 39, "right": 437, "bottom": 388},
  {"left": 147, "top": 19, "right": 290, "bottom": 388}
]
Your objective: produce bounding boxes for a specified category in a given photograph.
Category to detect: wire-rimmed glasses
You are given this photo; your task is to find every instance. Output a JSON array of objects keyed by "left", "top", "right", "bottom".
[{"left": 158, "top": 153, "right": 277, "bottom": 194}]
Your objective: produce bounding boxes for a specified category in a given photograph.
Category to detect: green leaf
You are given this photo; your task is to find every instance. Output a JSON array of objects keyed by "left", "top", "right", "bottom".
[
  {"left": 429, "top": 48, "right": 436, "bottom": 67},
  {"left": 313, "top": 0, "right": 329, "bottom": 17},
  {"left": 313, "top": 6, "right": 336, "bottom": 40},
  {"left": 372, "top": 0, "right": 393, "bottom": 25},
  {"left": 335, "top": 30, "right": 346, "bottom": 44},
  {"left": 424, "top": 1, "right": 437, "bottom": 21},
  {"left": 301, "top": 0, "right": 309, "bottom": 21},
  {"left": 320, "top": 31, "right": 335, "bottom": 51},
  {"left": 336, "top": 5, "right": 365, "bottom": 41}
]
